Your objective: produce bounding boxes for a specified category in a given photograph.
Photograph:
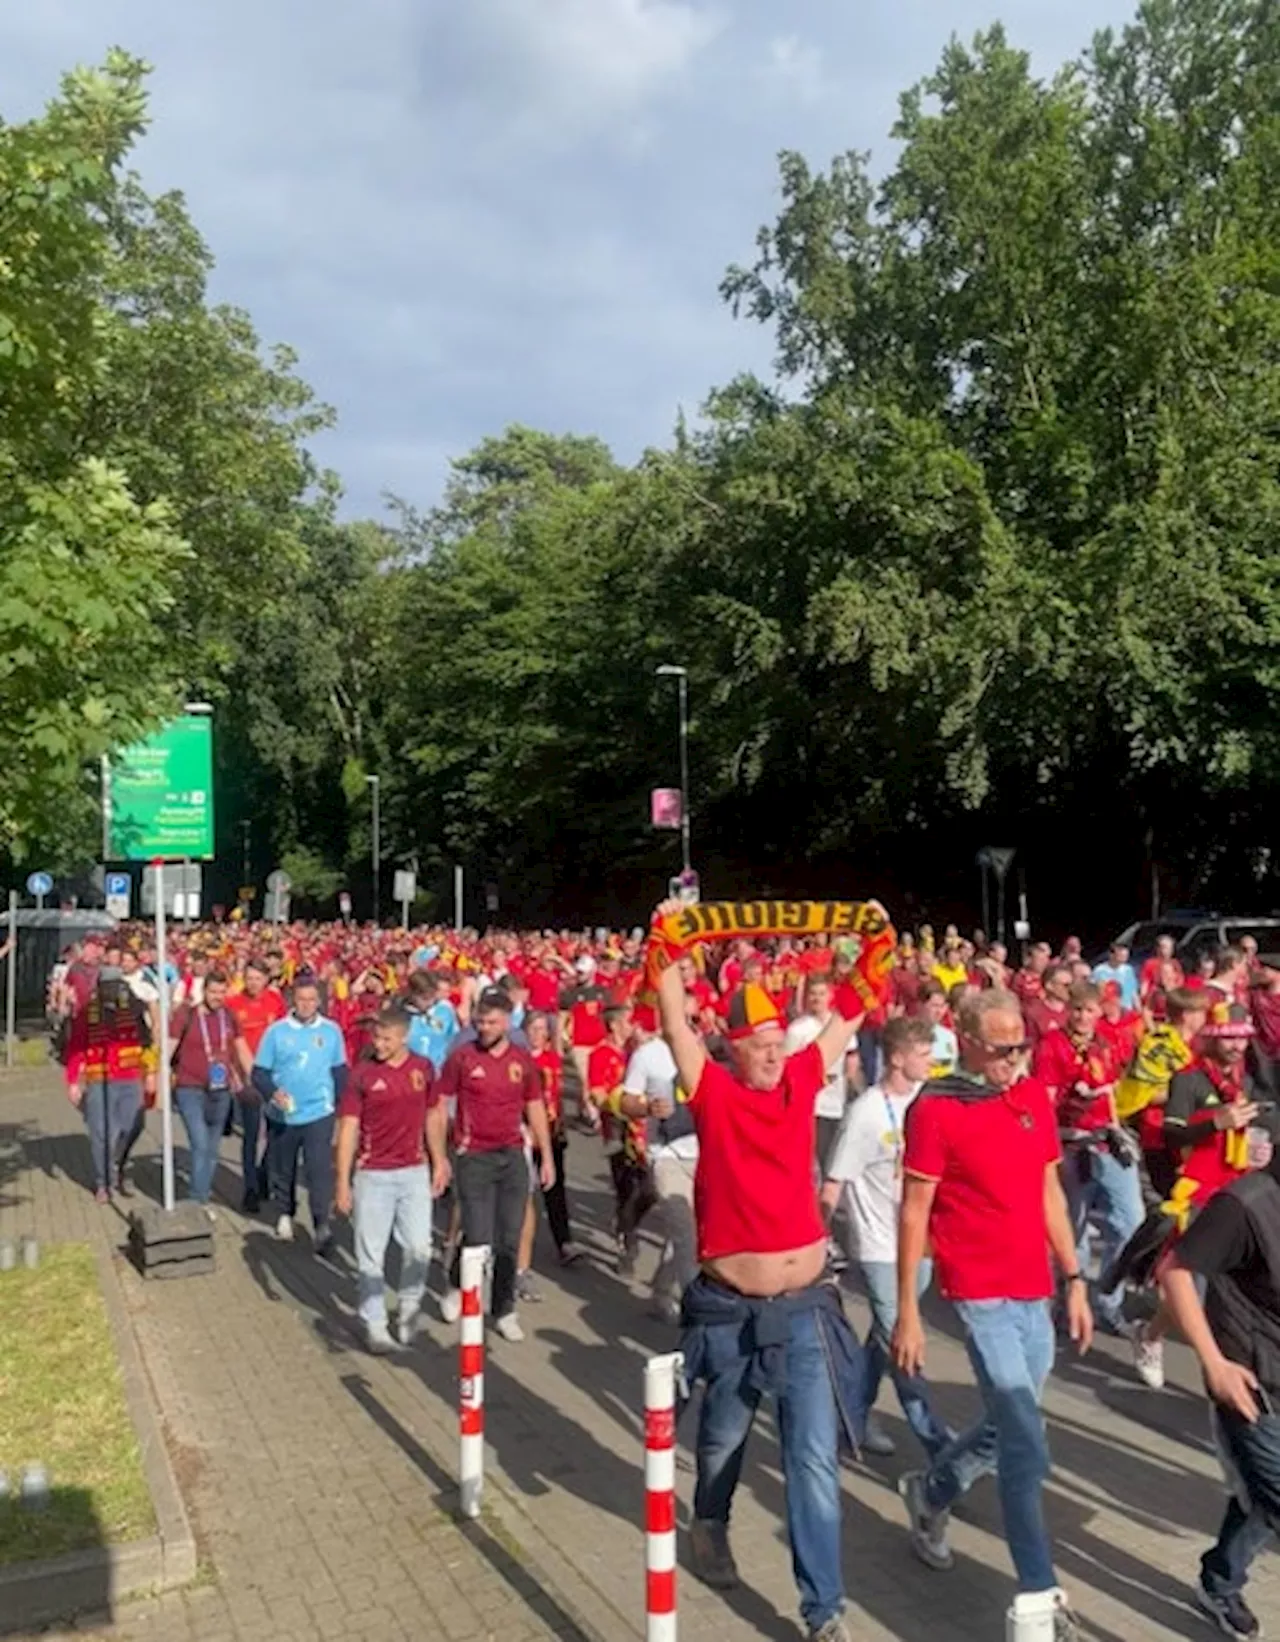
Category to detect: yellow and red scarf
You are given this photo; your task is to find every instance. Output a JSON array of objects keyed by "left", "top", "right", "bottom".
[{"left": 643, "top": 899, "right": 896, "bottom": 1014}]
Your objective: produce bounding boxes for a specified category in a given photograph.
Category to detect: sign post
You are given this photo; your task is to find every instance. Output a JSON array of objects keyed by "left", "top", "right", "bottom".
[
  {"left": 5, "top": 890, "right": 16, "bottom": 1070},
  {"left": 266, "top": 869, "right": 290, "bottom": 927},
  {"left": 26, "top": 871, "right": 52, "bottom": 913},
  {"left": 454, "top": 865, "right": 464, "bottom": 934},
  {"left": 107, "top": 715, "right": 214, "bottom": 861},
  {"left": 152, "top": 861, "right": 175, "bottom": 1212},
  {"left": 393, "top": 869, "right": 416, "bottom": 932},
  {"left": 105, "top": 871, "right": 131, "bottom": 921},
  {"left": 977, "top": 846, "right": 1016, "bottom": 947},
  {"left": 106, "top": 712, "right": 214, "bottom": 1217}
]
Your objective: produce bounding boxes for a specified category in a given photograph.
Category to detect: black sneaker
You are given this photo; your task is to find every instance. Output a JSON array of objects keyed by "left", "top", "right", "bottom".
[
  {"left": 241, "top": 1190, "right": 260, "bottom": 1216},
  {"left": 1197, "top": 1582, "right": 1261, "bottom": 1638}
]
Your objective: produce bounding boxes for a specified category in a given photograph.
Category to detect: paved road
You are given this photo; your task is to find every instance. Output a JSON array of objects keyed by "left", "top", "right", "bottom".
[{"left": 2, "top": 1066, "right": 1278, "bottom": 1641}]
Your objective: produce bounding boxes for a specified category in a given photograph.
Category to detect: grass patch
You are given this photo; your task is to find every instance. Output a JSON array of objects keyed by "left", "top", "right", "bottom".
[{"left": 0, "top": 1243, "right": 154, "bottom": 1564}]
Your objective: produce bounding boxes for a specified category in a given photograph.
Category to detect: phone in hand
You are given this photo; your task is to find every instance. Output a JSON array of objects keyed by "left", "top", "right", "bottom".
[{"left": 1256, "top": 1384, "right": 1275, "bottom": 1418}]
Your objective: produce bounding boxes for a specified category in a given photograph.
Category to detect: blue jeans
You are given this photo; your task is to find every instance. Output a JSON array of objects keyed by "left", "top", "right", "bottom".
[
  {"left": 925, "top": 1298, "right": 1056, "bottom": 1592},
  {"left": 174, "top": 1085, "right": 231, "bottom": 1204},
  {"left": 1202, "top": 1406, "right": 1280, "bottom": 1598},
  {"left": 1062, "top": 1144, "right": 1145, "bottom": 1330},
  {"left": 694, "top": 1304, "right": 843, "bottom": 1631},
  {"left": 82, "top": 1078, "right": 142, "bottom": 1192},
  {"left": 860, "top": 1260, "right": 952, "bottom": 1457},
  {"left": 353, "top": 1166, "right": 434, "bottom": 1327}
]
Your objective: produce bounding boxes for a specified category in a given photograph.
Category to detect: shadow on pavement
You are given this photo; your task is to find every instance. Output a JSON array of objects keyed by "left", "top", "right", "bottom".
[
  {"left": 229, "top": 1137, "right": 1232, "bottom": 1642},
  {"left": 341, "top": 1371, "right": 598, "bottom": 1642}
]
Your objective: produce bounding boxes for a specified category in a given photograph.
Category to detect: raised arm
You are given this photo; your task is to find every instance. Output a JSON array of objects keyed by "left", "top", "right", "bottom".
[
  {"left": 815, "top": 1003, "right": 864, "bottom": 1071},
  {"left": 652, "top": 900, "right": 707, "bottom": 1095}
]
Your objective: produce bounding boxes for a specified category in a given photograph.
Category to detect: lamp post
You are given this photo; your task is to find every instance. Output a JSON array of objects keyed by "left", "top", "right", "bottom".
[
  {"left": 655, "top": 665, "right": 691, "bottom": 874},
  {"left": 366, "top": 774, "right": 381, "bottom": 925}
]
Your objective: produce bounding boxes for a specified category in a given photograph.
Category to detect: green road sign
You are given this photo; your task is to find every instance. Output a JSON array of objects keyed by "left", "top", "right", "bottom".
[{"left": 108, "top": 716, "right": 215, "bottom": 861}]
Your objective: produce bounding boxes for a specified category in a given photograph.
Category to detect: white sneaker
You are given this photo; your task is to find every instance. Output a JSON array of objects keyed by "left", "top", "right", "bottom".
[
  {"left": 274, "top": 1214, "right": 293, "bottom": 1242},
  {"left": 1133, "top": 1328, "right": 1165, "bottom": 1390},
  {"left": 439, "top": 1287, "right": 462, "bottom": 1324},
  {"left": 493, "top": 1312, "right": 525, "bottom": 1343},
  {"left": 363, "top": 1320, "right": 397, "bottom": 1355},
  {"left": 397, "top": 1307, "right": 420, "bottom": 1346}
]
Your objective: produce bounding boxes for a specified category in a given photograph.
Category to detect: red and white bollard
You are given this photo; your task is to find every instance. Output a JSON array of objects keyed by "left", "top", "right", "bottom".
[
  {"left": 644, "top": 1351, "right": 682, "bottom": 1642},
  {"left": 459, "top": 1243, "right": 488, "bottom": 1520}
]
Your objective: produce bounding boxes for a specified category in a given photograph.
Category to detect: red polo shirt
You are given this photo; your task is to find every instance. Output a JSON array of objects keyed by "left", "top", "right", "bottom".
[
  {"left": 904, "top": 1074, "right": 1061, "bottom": 1302},
  {"left": 437, "top": 1041, "right": 542, "bottom": 1153},
  {"left": 690, "top": 1042, "right": 826, "bottom": 1262}
]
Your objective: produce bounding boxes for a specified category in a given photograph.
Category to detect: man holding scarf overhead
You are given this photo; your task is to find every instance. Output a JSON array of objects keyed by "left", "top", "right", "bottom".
[{"left": 652, "top": 896, "right": 894, "bottom": 1642}]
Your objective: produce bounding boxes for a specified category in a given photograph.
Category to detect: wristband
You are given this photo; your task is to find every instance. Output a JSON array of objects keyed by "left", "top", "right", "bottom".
[{"left": 1063, "top": 1272, "right": 1086, "bottom": 1285}]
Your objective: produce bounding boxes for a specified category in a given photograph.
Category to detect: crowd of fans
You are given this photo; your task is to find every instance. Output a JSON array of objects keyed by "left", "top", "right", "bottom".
[{"left": 43, "top": 909, "right": 1280, "bottom": 1642}]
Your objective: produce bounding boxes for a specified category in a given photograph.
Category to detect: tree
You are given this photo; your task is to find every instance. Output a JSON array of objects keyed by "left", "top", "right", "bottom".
[
  {"left": 279, "top": 845, "right": 341, "bottom": 909},
  {"left": 0, "top": 52, "right": 191, "bottom": 858},
  {"left": 0, "top": 51, "right": 335, "bottom": 871}
]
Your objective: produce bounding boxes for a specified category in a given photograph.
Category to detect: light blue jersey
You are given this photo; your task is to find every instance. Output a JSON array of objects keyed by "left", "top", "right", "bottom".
[
  {"left": 1091, "top": 961, "right": 1139, "bottom": 1011},
  {"left": 255, "top": 1013, "right": 346, "bottom": 1125},
  {"left": 406, "top": 999, "right": 460, "bottom": 1073}
]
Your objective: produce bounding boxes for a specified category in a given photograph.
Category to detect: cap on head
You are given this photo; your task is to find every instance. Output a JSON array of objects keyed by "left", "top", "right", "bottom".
[
  {"left": 725, "top": 983, "right": 785, "bottom": 1042},
  {"left": 1203, "top": 1001, "right": 1255, "bottom": 1040}
]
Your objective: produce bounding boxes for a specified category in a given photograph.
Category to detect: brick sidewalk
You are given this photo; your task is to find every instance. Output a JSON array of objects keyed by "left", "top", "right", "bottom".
[{"left": 3, "top": 1067, "right": 1278, "bottom": 1641}]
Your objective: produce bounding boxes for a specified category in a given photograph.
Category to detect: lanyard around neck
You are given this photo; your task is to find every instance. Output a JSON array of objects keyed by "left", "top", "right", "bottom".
[{"left": 197, "top": 1007, "right": 226, "bottom": 1060}]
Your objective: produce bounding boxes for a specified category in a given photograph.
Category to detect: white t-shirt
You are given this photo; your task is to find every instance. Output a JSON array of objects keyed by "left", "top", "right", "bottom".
[
  {"left": 824, "top": 1082, "right": 921, "bottom": 1265},
  {"left": 622, "top": 1037, "right": 697, "bottom": 1161},
  {"left": 784, "top": 1013, "right": 847, "bottom": 1120}
]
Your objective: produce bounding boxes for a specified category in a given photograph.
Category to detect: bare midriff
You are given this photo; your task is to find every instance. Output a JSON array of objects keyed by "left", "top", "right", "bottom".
[{"left": 703, "top": 1238, "right": 827, "bottom": 1298}]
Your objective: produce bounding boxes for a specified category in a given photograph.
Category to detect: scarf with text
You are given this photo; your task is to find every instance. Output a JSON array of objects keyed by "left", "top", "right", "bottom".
[{"left": 643, "top": 899, "right": 896, "bottom": 1015}]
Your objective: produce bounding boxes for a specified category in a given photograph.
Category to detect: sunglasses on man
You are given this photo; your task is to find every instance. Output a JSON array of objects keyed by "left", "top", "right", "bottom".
[{"left": 969, "top": 1038, "right": 1030, "bottom": 1060}]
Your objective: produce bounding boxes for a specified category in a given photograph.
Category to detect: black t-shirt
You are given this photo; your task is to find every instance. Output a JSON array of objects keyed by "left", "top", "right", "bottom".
[{"left": 1178, "top": 1179, "right": 1280, "bottom": 1397}]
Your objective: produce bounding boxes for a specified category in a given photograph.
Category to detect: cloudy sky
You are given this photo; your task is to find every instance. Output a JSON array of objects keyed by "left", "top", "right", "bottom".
[{"left": 2, "top": 1, "right": 1135, "bottom": 518}]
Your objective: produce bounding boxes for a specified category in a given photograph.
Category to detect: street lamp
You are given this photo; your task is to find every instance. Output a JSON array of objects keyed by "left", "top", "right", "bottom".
[
  {"left": 366, "top": 775, "right": 381, "bottom": 925},
  {"left": 655, "top": 665, "right": 691, "bottom": 874}
]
